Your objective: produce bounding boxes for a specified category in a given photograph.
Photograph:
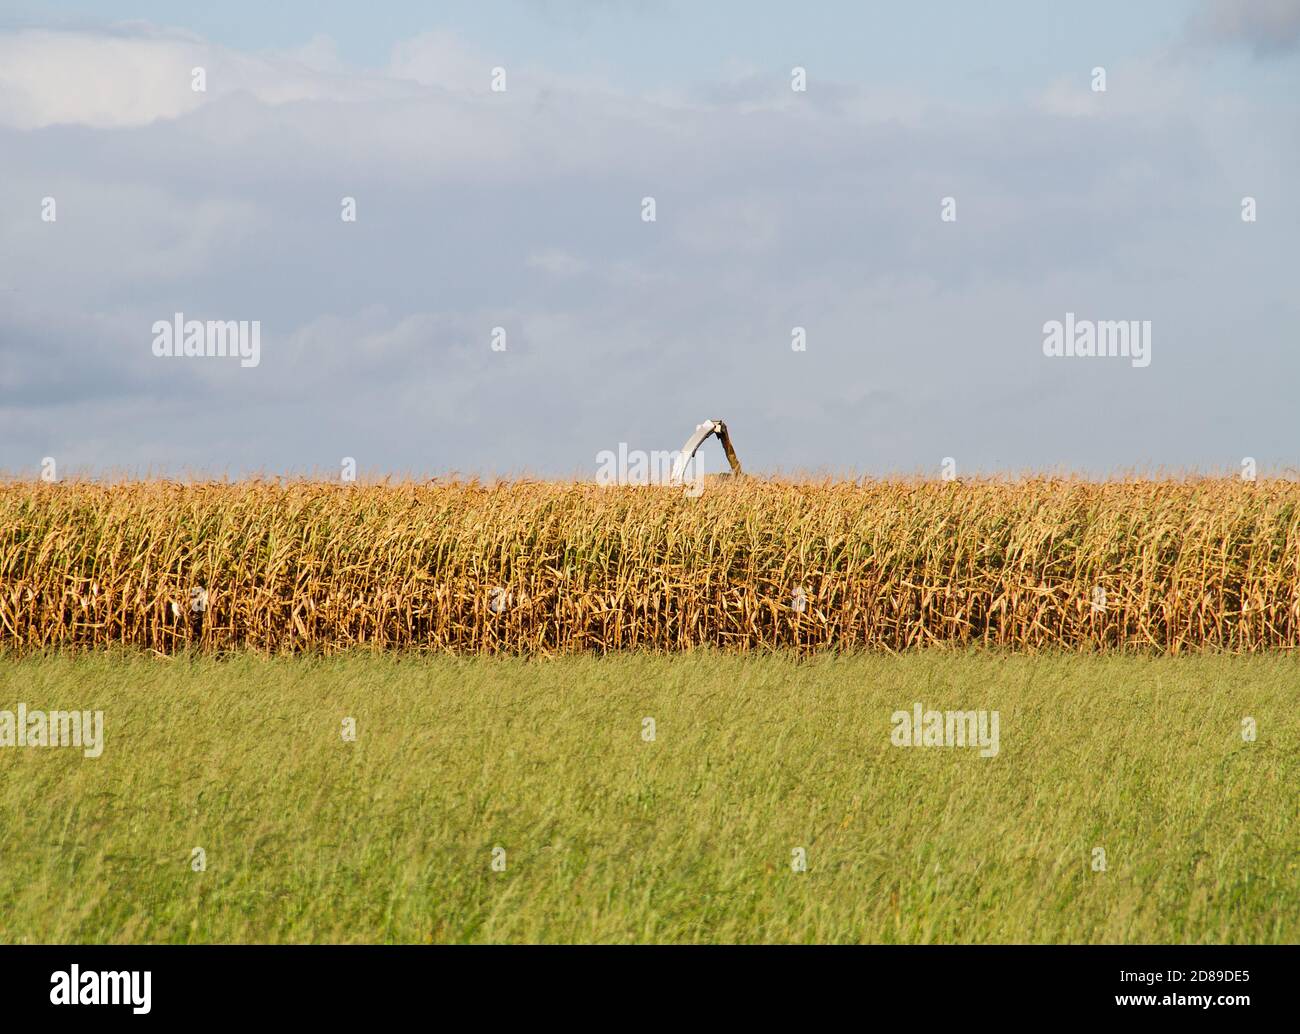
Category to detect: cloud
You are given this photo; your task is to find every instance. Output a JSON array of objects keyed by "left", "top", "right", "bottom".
[
  {"left": 0, "top": 27, "right": 411, "bottom": 129},
  {"left": 0, "top": 20, "right": 1297, "bottom": 478},
  {"left": 1189, "top": 0, "right": 1300, "bottom": 57},
  {"left": 526, "top": 250, "right": 591, "bottom": 277},
  {"left": 387, "top": 30, "right": 499, "bottom": 91}
]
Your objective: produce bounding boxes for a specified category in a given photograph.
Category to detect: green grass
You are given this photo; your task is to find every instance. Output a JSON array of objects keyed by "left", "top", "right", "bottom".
[{"left": 0, "top": 651, "right": 1296, "bottom": 943}]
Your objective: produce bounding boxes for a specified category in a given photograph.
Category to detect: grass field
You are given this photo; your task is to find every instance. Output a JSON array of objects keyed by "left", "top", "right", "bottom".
[{"left": 1, "top": 650, "right": 1295, "bottom": 943}]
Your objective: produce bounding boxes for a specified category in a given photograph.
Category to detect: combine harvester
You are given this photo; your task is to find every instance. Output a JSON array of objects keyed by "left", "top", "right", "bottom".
[{"left": 670, "top": 419, "right": 746, "bottom": 490}]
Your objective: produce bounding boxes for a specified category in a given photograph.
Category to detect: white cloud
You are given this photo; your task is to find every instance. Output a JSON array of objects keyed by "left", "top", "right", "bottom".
[
  {"left": 387, "top": 30, "right": 497, "bottom": 91},
  {"left": 1036, "top": 57, "right": 1192, "bottom": 119},
  {"left": 526, "top": 250, "right": 591, "bottom": 277},
  {"left": 0, "top": 27, "right": 412, "bottom": 130},
  {"left": 0, "top": 29, "right": 202, "bottom": 129}
]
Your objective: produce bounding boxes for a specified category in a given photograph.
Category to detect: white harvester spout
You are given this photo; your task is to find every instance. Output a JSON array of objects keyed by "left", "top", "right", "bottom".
[{"left": 671, "top": 419, "right": 743, "bottom": 485}]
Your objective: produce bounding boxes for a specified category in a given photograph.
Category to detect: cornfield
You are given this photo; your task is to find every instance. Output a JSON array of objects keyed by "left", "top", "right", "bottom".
[{"left": 2, "top": 477, "right": 1300, "bottom": 654}]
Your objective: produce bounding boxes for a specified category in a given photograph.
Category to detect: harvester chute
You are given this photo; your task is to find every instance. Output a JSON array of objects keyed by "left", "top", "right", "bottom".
[{"left": 670, "top": 419, "right": 744, "bottom": 485}]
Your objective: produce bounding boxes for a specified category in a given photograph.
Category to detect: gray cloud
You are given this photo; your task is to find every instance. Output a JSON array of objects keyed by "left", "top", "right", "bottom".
[
  {"left": 1, "top": 22, "right": 1298, "bottom": 479},
  {"left": 1190, "top": 0, "right": 1300, "bottom": 56}
]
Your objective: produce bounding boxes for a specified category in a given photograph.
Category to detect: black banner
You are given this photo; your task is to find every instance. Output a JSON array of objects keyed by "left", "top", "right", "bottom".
[{"left": 0, "top": 945, "right": 1291, "bottom": 1021}]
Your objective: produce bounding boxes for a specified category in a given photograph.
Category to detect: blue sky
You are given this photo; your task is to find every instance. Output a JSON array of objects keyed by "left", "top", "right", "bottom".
[{"left": 1, "top": 1, "right": 1298, "bottom": 478}]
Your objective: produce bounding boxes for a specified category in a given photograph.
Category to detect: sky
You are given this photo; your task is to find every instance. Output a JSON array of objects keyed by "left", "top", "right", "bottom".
[{"left": 1, "top": 0, "right": 1298, "bottom": 479}]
